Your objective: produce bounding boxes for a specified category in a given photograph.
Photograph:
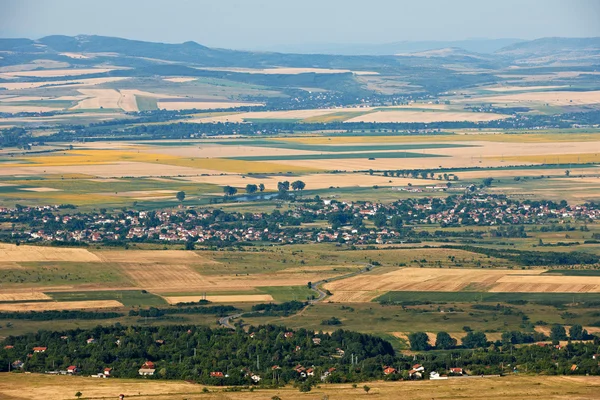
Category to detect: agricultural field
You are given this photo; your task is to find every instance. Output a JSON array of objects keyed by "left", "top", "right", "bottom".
[
  {"left": 0, "top": 131, "right": 598, "bottom": 208},
  {"left": 2, "top": 373, "right": 599, "bottom": 400}
]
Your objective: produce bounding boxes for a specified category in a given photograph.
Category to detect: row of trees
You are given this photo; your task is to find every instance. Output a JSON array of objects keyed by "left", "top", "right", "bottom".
[
  {"left": 223, "top": 181, "right": 306, "bottom": 197},
  {"left": 409, "top": 324, "right": 593, "bottom": 351}
]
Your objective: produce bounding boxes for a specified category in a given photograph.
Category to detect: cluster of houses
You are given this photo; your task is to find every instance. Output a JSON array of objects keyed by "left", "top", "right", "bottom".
[{"left": 2, "top": 195, "right": 598, "bottom": 245}]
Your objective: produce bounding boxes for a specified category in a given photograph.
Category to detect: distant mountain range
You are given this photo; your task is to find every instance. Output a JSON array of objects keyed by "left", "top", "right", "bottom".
[
  {"left": 0, "top": 35, "right": 598, "bottom": 70},
  {"left": 247, "top": 38, "right": 525, "bottom": 55}
]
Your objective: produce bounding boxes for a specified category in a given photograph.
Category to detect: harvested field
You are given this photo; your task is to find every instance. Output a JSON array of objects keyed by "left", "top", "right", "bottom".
[
  {"left": 164, "top": 294, "right": 274, "bottom": 304},
  {"left": 0, "top": 68, "right": 117, "bottom": 78},
  {"left": 157, "top": 101, "right": 263, "bottom": 110},
  {"left": 324, "top": 268, "right": 547, "bottom": 303},
  {"left": 345, "top": 110, "right": 508, "bottom": 123},
  {"left": 188, "top": 107, "right": 373, "bottom": 123},
  {"left": 278, "top": 133, "right": 600, "bottom": 145},
  {"left": 0, "top": 105, "right": 59, "bottom": 113},
  {"left": 489, "top": 275, "right": 600, "bottom": 293},
  {"left": 98, "top": 189, "right": 178, "bottom": 200},
  {"left": 110, "top": 263, "right": 209, "bottom": 292},
  {"left": 482, "top": 85, "right": 568, "bottom": 92},
  {"left": 72, "top": 89, "right": 126, "bottom": 110},
  {"left": 183, "top": 173, "right": 420, "bottom": 190},
  {"left": 467, "top": 90, "right": 600, "bottom": 106},
  {"left": 19, "top": 187, "right": 62, "bottom": 192},
  {"left": 0, "top": 300, "right": 123, "bottom": 311},
  {"left": 96, "top": 250, "right": 214, "bottom": 264},
  {"left": 0, "top": 162, "right": 221, "bottom": 178},
  {"left": 492, "top": 152, "right": 600, "bottom": 164},
  {"left": 0, "top": 77, "right": 129, "bottom": 90},
  {"left": 163, "top": 77, "right": 198, "bottom": 83},
  {"left": 0, "top": 292, "right": 51, "bottom": 302},
  {"left": 196, "top": 67, "right": 379, "bottom": 75},
  {"left": 2, "top": 373, "right": 600, "bottom": 400},
  {"left": 0, "top": 243, "right": 100, "bottom": 262}
]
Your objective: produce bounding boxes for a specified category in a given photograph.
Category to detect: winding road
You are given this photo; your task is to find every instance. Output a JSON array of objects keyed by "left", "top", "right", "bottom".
[{"left": 218, "top": 264, "right": 373, "bottom": 329}]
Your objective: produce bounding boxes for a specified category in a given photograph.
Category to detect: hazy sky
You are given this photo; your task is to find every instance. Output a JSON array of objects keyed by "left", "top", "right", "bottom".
[{"left": 1, "top": 0, "right": 599, "bottom": 49}]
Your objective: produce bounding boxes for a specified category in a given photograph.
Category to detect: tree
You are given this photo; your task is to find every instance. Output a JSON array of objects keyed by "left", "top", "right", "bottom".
[
  {"left": 550, "top": 324, "right": 568, "bottom": 342},
  {"left": 569, "top": 324, "right": 589, "bottom": 340},
  {"left": 291, "top": 180, "right": 306, "bottom": 191},
  {"left": 277, "top": 181, "right": 290, "bottom": 193},
  {"left": 258, "top": 183, "right": 265, "bottom": 192},
  {"left": 245, "top": 184, "right": 258, "bottom": 194},
  {"left": 408, "top": 332, "right": 430, "bottom": 351},
  {"left": 435, "top": 331, "right": 456, "bottom": 350},
  {"left": 390, "top": 216, "right": 403, "bottom": 229},
  {"left": 223, "top": 185, "right": 238, "bottom": 197},
  {"left": 373, "top": 213, "right": 387, "bottom": 228},
  {"left": 176, "top": 191, "right": 186, "bottom": 202},
  {"left": 75, "top": 393, "right": 82, "bottom": 399},
  {"left": 462, "top": 331, "right": 488, "bottom": 348},
  {"left": 565, "top": 170, "right": 571, "bottom": 177},
  {"left": 482, "top": 178, "right": 494, "bottom": 187},
  {"left": 363, "top": 385, "right": 370, "bottom": 394}
]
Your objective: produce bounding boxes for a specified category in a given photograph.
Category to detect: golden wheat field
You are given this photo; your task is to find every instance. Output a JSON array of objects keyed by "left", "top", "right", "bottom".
[
  {"left": 467, "top": 90, "right": 600, "bottom": 106},
  {"left": 164, "top": 294, "right": 274, "bottom": 304},
  {"left": 0, "top": 68, "right": 118, "bottom": 78},
  {"left": 0, "top": 292, "right": 52, "bottom": 302},
  {"left": 196, "top": 66, "right": 379, "bottom": 75},
  {"left": 1, "top": 373, "right": 599, "bottom": 400},
  {"left": 345, "top": 110, "right": 508, "bottom": 123},
  {"left": 0, "top": 243, "right": 101, "bottom": 263},
  {"left": 0, "top": 300, "right": 123, "bottom": 311}
]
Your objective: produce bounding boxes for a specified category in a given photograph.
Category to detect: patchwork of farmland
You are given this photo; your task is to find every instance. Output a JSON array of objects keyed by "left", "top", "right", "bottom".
[{"left": 323, "top": 267, "right": 600, "bottom": 303}]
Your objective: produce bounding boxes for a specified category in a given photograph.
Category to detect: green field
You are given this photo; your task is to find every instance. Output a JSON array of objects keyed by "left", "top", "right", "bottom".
[
  {"left": 374, "top": 291, "right": 600, "bottom": 304},
  {"left": 260, "top": 285, "right": 315, "bottom": 302},
  {"left": 0, "top": 262, "right": 128, "bottom": 287},
  {"left": 229, "top": 151, "right": 444, "bottom": 161},
  {"left": 135, "top": 95, "right": 159, "bottom": 111},
  {"left": 543, "top": 269, "right": 600, "bottom": 276},
  {"left": 46, "top": 290, "right": 167, "bottom": 307}
]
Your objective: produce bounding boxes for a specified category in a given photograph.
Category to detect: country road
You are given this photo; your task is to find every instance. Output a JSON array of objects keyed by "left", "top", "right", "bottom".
[{"left": 218, "top": 264, "right": 373, "bottom": 329}]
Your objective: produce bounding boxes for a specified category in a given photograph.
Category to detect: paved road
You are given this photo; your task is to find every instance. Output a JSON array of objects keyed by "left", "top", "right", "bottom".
[{"left": 219, "top": 264, "right": 373, "bottom": 329}]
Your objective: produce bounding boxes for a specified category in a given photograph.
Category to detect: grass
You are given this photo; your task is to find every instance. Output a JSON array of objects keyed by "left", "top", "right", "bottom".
[
  {"left": 0, "top": 262, "right": 129, "bottom": 287},
  {"left": 259, "top": 286, "right": 316, "bottom": 302},
  {"left": 135, "top": 95, "right": 158, "bottom": 111},
  {"left": 543, "top": 269, "right": 600, "bottom": 276},
  {"left": 229, "top": 151, "right": 444, "bottom": 161},
  {"left": 46, "top": 290, "right": 167, "bottom": 307},
  {"left": 374, "top": 291, "right": 600, "bottom": 305}
]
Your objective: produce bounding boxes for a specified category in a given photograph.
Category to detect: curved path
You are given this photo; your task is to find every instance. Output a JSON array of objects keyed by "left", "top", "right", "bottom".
[{"left": 218, "top": 264, "right": 374, "bottom": 329}]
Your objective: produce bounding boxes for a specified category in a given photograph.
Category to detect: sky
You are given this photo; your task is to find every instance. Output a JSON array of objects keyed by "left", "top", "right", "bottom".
[{"left": 1, "top": 0, "right": 599, "bottom": 50}]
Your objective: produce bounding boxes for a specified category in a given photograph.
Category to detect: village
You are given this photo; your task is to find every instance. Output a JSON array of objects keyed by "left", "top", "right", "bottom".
[{"left": 1, "top": 194, "right": 597, "bottom": 247}]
